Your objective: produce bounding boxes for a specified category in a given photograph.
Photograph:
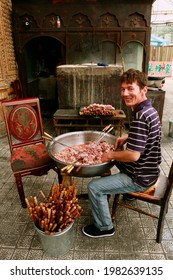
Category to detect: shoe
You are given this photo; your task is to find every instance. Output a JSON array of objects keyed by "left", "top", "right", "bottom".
[
  {"left": 82, "top": 224, "right": 115, "bottom": 238},
  {"left": 123, "top": 194, "right": 136, "bottom": 201}
]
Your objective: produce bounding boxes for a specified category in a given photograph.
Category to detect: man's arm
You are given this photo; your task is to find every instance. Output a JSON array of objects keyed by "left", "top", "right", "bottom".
[{"left": 101, "top": 149, "right": 140, "bottom": 163}]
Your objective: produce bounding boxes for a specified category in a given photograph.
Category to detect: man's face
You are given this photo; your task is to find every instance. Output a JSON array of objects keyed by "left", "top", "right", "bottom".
[{"left": 121, "top": 81, "right": 147, "bottom": 110}]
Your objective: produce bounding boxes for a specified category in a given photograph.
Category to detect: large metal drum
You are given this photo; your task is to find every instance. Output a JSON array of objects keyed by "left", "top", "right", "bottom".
[{"left": 47, "top": 131, "right": 116, "bottom": 177}]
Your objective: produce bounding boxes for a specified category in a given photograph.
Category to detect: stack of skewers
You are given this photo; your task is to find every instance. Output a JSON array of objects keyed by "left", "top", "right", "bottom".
[{"left": 25, "top": 179, "right": 82, "bottom": 235}]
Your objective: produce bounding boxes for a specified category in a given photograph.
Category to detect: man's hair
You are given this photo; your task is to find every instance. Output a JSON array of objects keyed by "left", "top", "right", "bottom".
[{"left": 120, "top": 68, "right": 147, "bottom": 89}]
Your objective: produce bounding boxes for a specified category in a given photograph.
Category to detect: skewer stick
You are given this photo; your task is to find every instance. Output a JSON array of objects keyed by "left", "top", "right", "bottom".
[
  {"left": 42, "top": 136, "right": 52, "bottom": 141},
  {"left": 61, "top": 163, "right": 74, "bottom": 172},
  {"left": 102, "top": 124, "right": 112, "bottom": 132},
  {"left": 95, "top": 126, "right": 114, "bottom": 143},
  {"left": 25, "top": 198, "right": 31, "bottom": 209},
  {"left": 62, "top": 164, "right": 75, "bottom": 173},
  {"left": 44, "top": 133, "right": 76, "bottom": 150},
  {"left": 67, "top": 166, "right": 75, "bottom": 173},
  {"left": 71, "top": 179, "right": 77, "bottom": 188},
  {"left": 39, "top": 190, "right": 47, "bottom": 202},
  {"left": 44, "top": 132, "right": 53, "bottom": 139},
  {"left": 61, "top": 158, "right": 79, "bottom": 173},
  {"left": 34, "top": 196, "right": 38, "bottom": 206},
  {"left": 76, "top": 166, "right": 81, "bottom": 173},
  {"left": 61, "top": 165, "right": 70, "bottom": 172},
  {"left": 92, "top": 124, "right": 113, "bottom": 144}
]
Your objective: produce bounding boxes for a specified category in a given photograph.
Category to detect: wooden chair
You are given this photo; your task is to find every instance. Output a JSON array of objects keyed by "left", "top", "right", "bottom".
[
  {"left": 2, "top": 97, "right": 61, "bottom": 208},
  {"left": 111, "top": 161, "right": 173, "bottom": 243}
]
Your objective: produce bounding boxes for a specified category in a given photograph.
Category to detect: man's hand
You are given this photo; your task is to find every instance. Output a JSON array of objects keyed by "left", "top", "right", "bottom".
[{"left": 114, "top": 134, "right": 128, "bottom": 150}]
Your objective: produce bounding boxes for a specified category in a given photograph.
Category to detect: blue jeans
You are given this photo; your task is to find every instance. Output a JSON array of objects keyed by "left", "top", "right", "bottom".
[{"left": 87, "top": 172, "right": 146, "bottom": 231}]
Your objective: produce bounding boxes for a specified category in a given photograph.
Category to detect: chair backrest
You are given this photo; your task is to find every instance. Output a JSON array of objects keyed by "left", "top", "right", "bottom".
[
  {"left": 164, "top": 161, "right": 173, "bottom": 201},
  {"left": 2, "top": 97, "right": 45, "bottom": 153},
  {"left": 154, "top": 161, "right": 173, "bottom": 202}
]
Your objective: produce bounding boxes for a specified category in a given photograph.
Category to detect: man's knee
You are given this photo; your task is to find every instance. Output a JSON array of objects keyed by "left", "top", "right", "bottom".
[{"left": 88, "top": 179, "right": 98, "bottom": 193}]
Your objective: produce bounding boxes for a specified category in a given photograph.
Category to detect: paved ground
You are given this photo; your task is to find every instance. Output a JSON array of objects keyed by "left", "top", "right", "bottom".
[{"left": 0, "top": 77, "right": 172, "bottom": 260}]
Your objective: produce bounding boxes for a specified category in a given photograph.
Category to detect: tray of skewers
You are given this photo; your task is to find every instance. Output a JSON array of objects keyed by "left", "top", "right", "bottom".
[{"left": 79, "top": 103, "right": 125, "bottom": 117}]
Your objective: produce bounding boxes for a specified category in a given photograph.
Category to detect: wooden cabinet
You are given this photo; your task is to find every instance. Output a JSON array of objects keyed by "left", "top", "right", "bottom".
[{"left": 12, "top": 0, "right": 155, "bottom": 113}]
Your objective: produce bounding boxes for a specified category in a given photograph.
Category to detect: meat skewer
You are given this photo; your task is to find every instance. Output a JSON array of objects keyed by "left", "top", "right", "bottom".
[{"left": 43, "top": 132, "right": 84, "bottom": 152}]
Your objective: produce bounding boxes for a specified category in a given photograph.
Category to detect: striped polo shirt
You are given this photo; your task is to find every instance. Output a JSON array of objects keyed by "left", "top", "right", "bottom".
[{"left": 117, "top": 99, "right": 162, "bottom": 188}]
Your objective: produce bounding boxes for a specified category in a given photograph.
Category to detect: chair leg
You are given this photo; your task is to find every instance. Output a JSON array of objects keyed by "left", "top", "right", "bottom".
[
  {"left": 58, "top": 172, "right": 63, "bottom": 184},
  {"left": 111, "top": 194, "right": 120, "bottom": 221},
  {"left": 156, "top": 203, "right": 168, "bottom": 243},
  {"left": 14, "top": 174, "right": 27, "bottom": 208},
  {"left": 53, "top": 166, "right": 63, "bottom": 184}
]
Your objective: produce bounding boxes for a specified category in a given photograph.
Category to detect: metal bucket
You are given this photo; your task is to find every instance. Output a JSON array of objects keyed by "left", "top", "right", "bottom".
[
  {"left": 35, "top": 222, "right": 75, "bottom": 257},
  {"left": 169, "top": 118, "right": 173, "bottom": 138}
]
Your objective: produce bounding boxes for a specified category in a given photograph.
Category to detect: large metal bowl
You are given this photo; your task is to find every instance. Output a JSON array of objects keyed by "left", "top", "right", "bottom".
[{"left": 47, "top": 130, "right": 116, "bottom": 177}]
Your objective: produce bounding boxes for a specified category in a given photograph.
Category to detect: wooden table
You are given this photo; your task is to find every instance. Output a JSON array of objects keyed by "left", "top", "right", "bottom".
[{"left": 53, "top": 109, "right": 126, "bottom": 136}]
